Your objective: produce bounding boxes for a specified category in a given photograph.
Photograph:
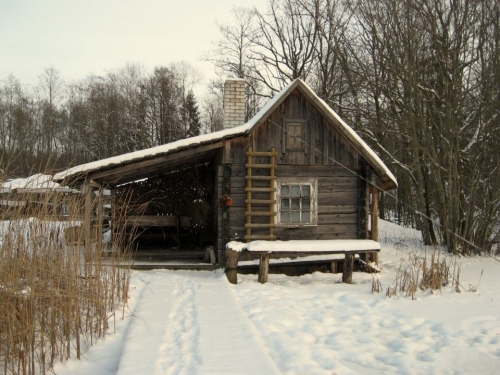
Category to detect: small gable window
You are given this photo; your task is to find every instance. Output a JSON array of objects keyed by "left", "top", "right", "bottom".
[
  {"left": 277, "top": 178, "right": 317, "bottom": 226},
  {"left": 286, "top": 121, "right": 304, "bottom": 151}
]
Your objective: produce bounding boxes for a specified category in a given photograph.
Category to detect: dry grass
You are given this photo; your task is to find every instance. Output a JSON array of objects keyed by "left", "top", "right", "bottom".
[
  {"left": 0, "top": 177, "right": 133, "bottom": 374},
  {"left": 371, "top": 248, "right": 462, "bottom": 300}
]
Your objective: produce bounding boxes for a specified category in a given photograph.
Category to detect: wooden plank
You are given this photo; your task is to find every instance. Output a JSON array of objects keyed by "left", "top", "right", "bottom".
[
  {"left": 244, "top": 223, "right": 276, "bottom": 228},
  {"left": 318, "top": 205, "right": 358, "bottom": 214},
  {"left": 126, "top": 215, "right": 182, "bottom": 227},
  {"left": 231, "top": 224, "right": 359, "bottom": 236},
  {"left": 244, "top": 235, "right": 277, "bottom": 240},
  {"left": 245, "top": 164, "right": 275, "bottom": 168},
  {"left": 245, "top": 199, "right": 277, "bottom": 204},
  {"left": 245, "top": 187, "right": 277, "bottom": 192},
  {"left": 246, "top": 176, "right": 277, "bottom": 180},
  {"left": 247, "top": 249, "right": 379, "bottom": 256},
  {"left": 246, "top": 151, "right": 278, "bottom": 157},
  {"left": 245, "top": 211, "right": 277, "bottom": 216},
  {"left": 232, "top": 164, "right": 356, "bottom": 177},
  {"left": 318, "top": 213, "right": 358, "bottom": 225}
]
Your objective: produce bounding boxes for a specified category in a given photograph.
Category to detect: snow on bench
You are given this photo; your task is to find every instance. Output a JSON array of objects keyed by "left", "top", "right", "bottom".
[{"left": 225, "top": 240, "right": 381, "bottom": 284}]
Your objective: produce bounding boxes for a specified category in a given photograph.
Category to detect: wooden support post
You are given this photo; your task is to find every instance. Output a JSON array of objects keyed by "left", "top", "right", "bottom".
[
  {"left": 371, "top": 187, "right": 379, "bottom": 265},
  {"left": 269, "top": 147, "right": 276, "bottom": 240},
  {"left": 97, "top": 187, "right": 103, "bottom": 253},
  {"left": 111, "top": 188, "right": 116, "bottom": 252},
  {"left": 342, "top": 253, "right": 354, "bottom": 283},
  {"left": 83, "top": 183, "right": 92, "bottom": 263},
  {"left": 331, "top": 261, "right": 337, "bottom": 274},
  {"left": 246, "top": 147, "right": 253, "bottom": 241},
  {"left": 371, "top": 187, "right": 379, "bottom": 241},
  {"left": 258, "top": 253, "right": 270, "bottom": 284},
  {"left": 225, "top": 248, "right": 241, "bottom": 284}
]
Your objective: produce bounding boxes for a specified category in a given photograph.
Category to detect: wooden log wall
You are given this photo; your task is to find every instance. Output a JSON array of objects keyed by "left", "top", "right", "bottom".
[
  {"left": 216, "top": 87, "right": 375, "bottom": 249},
  {"left": 227, "top": 89, "right": 360, "bottom": 168},
  {"left": 225, "top": 165, "right": 363, "bottom": 241}
]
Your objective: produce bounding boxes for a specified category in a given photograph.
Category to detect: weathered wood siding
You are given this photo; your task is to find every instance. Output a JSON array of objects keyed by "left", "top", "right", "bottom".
[
  {"left": 227, "top": 89, "right": 360, "bottom": 168},
  {"left": 217, "top": 87, "right": 370, "bottom": 249},
  {"left": 227, "top": 165, "right": 360, "bottom": 241}
]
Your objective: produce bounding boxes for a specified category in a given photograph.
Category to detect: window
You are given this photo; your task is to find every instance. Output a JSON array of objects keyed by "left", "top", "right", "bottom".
[
  {"left": 286, "top": 121, "right": 304, "bottom": 150},
  {"left": 277, "top": 178, "right": 317, "bottom": 226}
]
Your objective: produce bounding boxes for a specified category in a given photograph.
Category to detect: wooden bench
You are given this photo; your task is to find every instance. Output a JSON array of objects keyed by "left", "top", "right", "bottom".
[
  {"left": 126, "top": 215, "right": 190, "bottom": 250},
  {"left": 225, "top": 240, "right": 381, "bottom": 284}
]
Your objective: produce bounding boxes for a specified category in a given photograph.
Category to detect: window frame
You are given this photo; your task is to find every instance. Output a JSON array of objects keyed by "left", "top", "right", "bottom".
[
  {"left": 276, "top": 177, "right": 318, "bottom": 227},
  {"left": 285, "top": 120, "right": 305, "bottom": 151}
]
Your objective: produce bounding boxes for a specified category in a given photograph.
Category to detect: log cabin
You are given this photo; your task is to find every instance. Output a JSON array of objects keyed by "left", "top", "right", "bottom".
[{"left": 53, "top": 79, "right": 397, "bottom": 274}]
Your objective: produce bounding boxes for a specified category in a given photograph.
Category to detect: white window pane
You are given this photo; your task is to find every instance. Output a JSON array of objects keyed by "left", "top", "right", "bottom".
[
  {"left": 302, "top": 211, "right": 310, "bottom": 222},
  {"left": 291, "top": 185, "right": 301, "bottom": 197},
  {"left": 301, "top": 185, "right": 310, "bottom": 197},
  {"left": 302, "top": 199, "right": 310, "bottom": 209},
  {"left": 282, "top": 185, "right": 290, "bottom": 197},
  {"left": 281, "top": 198, "right": 289, "bottom": 209},
  {"left": 281, "top": 211, "right": 289, "bottom": 223},
  {"left": 291, "top": 211, "right": 300, "bottom": 223}
]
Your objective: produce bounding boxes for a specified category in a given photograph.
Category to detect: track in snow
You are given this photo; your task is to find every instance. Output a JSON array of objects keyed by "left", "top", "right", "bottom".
[{"left": 116, "top": 270, "right": 280, "bottom": 375}]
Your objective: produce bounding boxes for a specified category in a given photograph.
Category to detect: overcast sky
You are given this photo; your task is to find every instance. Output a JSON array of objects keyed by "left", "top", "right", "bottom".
[{"left": 1, "top": 0, "right": 267, "bottom": 92}]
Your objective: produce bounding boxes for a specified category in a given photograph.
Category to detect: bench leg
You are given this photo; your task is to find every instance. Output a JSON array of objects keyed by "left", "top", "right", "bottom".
[
  {"left": 331, "top": 261, "right": 338, "bottom": 273},
  {"left": 342, "top": 253, "right": 354, "bottom": 283},
  {"left": 258, "top": 254, "right": 270, "bottom": 284},
  {"left": 225, "top": 248, "right": 241, "bottom": 284}
]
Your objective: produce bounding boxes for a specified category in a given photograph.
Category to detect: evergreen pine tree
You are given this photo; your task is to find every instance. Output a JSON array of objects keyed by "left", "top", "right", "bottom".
[{"left": 182, "top": 90, "right": 201, "bottom": 137}]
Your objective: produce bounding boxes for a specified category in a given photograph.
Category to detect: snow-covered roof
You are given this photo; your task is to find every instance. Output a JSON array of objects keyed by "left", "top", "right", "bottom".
[
  {"left": 1, "top": 173, "right": 77, "bottom": 194},
  {"left": 54, "top": 79, "right": 397, "bottom": 189},
  {"left": 226, "top": 240, "right": 381, "bottom": 253}
]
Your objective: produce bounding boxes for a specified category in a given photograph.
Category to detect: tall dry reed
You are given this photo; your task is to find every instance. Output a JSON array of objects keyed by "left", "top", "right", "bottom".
[{"left": 0, "top": 174, "right": 133, "bottom": 375}]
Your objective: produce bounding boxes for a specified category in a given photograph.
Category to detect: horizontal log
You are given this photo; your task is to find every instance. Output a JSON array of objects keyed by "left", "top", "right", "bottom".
[
  {"left": 245, "top": 223, "right": 276, "bottom": 228},
  {"left": 245, "top": 211, "right": 277, "bottom": 216},
  {"left": 245, "top": 164, "right": 277, "bottom": 169},
  {"left": 246, "top": 151, "right": 278, "bottom": 157},
  {"left": 318, "top": 205, "right": 358, "bottom": 214},
  {"left": 244, "top": 235, "right": 277, "bottom": 240},
  {"left": 245, "top": 199, "right": 277, "bottom": 204},
  {"left": 245, "top": 187, "right": 277, "bottom": 193},
  {"left": 318, "top": 213, "right": 358, "bottom": 225},
  {"left": 232, "top": 165, "right": 356, "bottom": 177},
  {"left": 126, "top": 215, "right": 180, "bottom": 227},
  {"left": 245, "top": 176, "right": 277, "bottom": 180},
  {"left": 230, "top": 224, "right": 358, "bottom": 236}
]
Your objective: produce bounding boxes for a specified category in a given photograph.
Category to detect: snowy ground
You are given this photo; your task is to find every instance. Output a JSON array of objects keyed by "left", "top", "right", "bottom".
[{"left": 53, "top": 220, "right": 500, "bottom": 374}]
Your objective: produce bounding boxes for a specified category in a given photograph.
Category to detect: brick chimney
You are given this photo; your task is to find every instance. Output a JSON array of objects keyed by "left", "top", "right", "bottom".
[{"left": 223, "top": 78, "right": 246, "bottom": 129}]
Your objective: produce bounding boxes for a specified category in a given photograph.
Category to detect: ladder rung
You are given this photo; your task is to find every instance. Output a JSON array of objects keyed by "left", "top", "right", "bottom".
[
  {"left": 245, "top": 223, "right": 276, "bottom": 228},
  {"left": 246, "top": 151, "right": 278, "bottom": 157},
  {"left": 245, "top": 187, "right": 277, "bottom": 192},
  {"left": 245, "top": 211, "right": 277, "bottom": 216},
  {"left": 245, "top": 164, "right": 276, "bottom": 169},
  {"left": 244, "top": 235, "right": 277, "bottom": 240},
  {"left": 245, "top": 176, "right": 277, "bottom": 180},
  {"left": 245, "top": 199, "right": 276, "bottom": 204}
]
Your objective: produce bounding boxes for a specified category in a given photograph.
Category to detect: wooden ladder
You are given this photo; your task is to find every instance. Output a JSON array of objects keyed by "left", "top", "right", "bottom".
[{"left": 245, "top": 147, "right": 277, "bottom": 242}]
